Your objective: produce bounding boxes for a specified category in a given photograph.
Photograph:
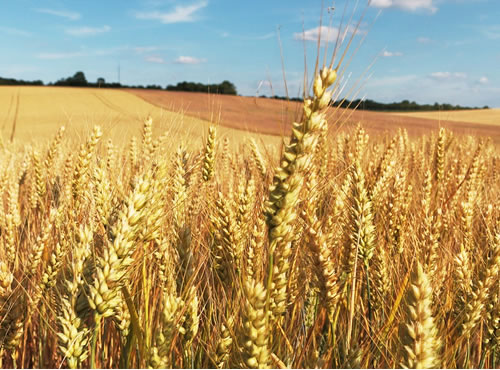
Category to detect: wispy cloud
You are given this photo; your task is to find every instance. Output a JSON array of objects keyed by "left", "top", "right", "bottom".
[
  {"left": 417, "top": 36, "right": 433, "bottom": 44},
  {"left": 293, "top": 25, "right": 361, "bottom": 43},
  {"left": 0, "top": 26, "right": 31, "bottom": 37},
  {"left": 134, "top": 46, "right": 161, "bottom": 54},
  {"left": 65, "top": 25, "right": 111, "bottom": 37},
  {"left": 382, "top": 50, "right": 403, "bottom": 57},
  {"left": 135, "top": 1, "right": 208, "bottom": 24},
  {"left": 36, "top": 47, "right": 124, "bottom": 60},
  {"left": 430, "top": 72, "right": 467, "bottom": 80},
  {"left": 34, "top": 8, "right": 81, "bottom": 21},
  {"left": 478, "top": 76, "right": 489, "bottom": 85},
  {"left": 145, "top": 55, "right": 166, "bottom": 64},
  {"left": 370, "top": 0, "right": 437, "bottom": 13},
  {"left": 482, "top": 25, "right": 500, "bottom": 40},
  {"left": 174, "top": 56, "right": 206, "bottom": 64}
]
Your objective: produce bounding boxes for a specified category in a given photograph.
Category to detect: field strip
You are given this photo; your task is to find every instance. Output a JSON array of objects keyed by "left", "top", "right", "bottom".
[
  {"left": 122, "top": 89, "right": 233, "bottom": 122},
  {"left": 92, "top": 90, "right": 164, "bottom": 124},
  {"left": 391, "top": 109, "right": 500, "bottom": 126},
  {"left": 124, "top": 89, "right": 294, "bottom": 137},
  {"left": 0, "top": 86, "right": 273, "bottom": 145}
]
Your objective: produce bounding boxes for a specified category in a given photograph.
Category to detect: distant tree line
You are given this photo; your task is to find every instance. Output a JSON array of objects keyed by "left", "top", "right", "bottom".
[
  {"left": 0, "top": 72, "right": 237, "bottom": 95},
  {"left": 260, "top": 95, "right": 489, "bottom": 111},
  {"left": 333, "top": 98, "right": 489, "bottom": 111},
  {"left": 165, "top": 81, "right": 237, "bottom": 95},
  {"left": 259, "top": 95, "right": 303, "bottom": 102},
  {"left": 0, "top": 77, "right": 43, "bottom": 86}
]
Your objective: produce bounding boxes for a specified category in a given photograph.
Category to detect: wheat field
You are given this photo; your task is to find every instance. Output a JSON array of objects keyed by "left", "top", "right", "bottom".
[
  {"left": 0, "top": 86, "right": 278, "bottom": 147},
  {"left": 392, "top": 108, "right": 500, "bottom": 126},
  {"left": 0, "top": 62, "right": 498, "bottom": 369}
]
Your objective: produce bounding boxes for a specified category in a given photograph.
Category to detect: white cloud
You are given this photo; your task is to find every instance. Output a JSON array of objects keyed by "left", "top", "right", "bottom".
[
  {"left": 430, "top": 72, "right": 450, "bottom": 79},
  {"left": 34, "top": 8, "right": 81, "bottom": 20},
  {"left": 134, "top": 46, "right": 161, "bottom": 54},
  {"left": 370, "top": 0, "right": 437, "bottom": 13},
  {"left": 174, "top": 56, "right": 206, "bottom": 64},
  {"left": 417, "top": 36, "right": 432, "bottom": 44},
  {"left": 430, "top": 72, "right": 467, "bottom": 80},
  {"left": 370, "top": 0, "right": 393, "bottom": 7},
  {"left": 382, "top": 50, "right": 403, "bottom": 57},
  {"left": 65, "top": 25, "right": 111, "bottom": 36},
  {"left": 0, "top": 27, "right": 31, "bottom": 37},
  {"left": 293, "top": 25, "right": 361, "bottom": 43},
  {"left": 135, "top": 1, "right": 208, "bottom": 24},
  {"left": 482, "top": 25, "right": 500, "bottom": 40},
  {"left": 478, "top": 76, "right": 489, "bottom": 85},
  {"left": 145, "top": 56, "right": 166, "bottom": 64}
]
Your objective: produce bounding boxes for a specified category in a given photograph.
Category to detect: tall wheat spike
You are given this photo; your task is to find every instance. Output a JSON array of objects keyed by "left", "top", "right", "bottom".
[{"left": 400, "top": 262, "right": 442, "bottom": 369}]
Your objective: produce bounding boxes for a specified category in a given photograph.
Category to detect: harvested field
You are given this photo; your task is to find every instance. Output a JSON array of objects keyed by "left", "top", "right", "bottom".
[
  {"left": 125, "top": 89, "right": 303, "bottom": 136},
  {"left": 128, "top": 89, "right": 500, "bottom": 142}
]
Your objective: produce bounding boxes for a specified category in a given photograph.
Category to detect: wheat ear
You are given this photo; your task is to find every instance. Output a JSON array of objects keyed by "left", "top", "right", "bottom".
[
  {"left": 400, "top": 262, "right": 441, "bottom": 369},
  {"left": 241, "top": 278, "right": 270, "bottom": 369}
]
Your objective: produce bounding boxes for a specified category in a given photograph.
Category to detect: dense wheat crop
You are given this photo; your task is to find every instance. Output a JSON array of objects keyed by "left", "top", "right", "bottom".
[
  {"left": 1, "top": 3, "right": 499, "bottom": 366},
  {"left": 0, "top": 66, "right": 498, "bottom": 369}
]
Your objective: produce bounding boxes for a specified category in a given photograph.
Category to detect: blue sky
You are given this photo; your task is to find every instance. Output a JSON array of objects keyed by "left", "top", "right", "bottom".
[{"left": 0, "top": 0, "right": 499, "bottom": 107}]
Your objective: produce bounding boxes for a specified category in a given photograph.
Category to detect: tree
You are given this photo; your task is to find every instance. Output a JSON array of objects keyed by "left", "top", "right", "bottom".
[
  {"left": 219, "top": 80, "right": 237, "bottom": 95},
  {"left": 54, "top": 71, "right": 88, "bottom": 87},
  {"left": 71, "top": 71, "right": 87, "bottom": 86},
  {"left": 97, "top": 77, "right": 106, "bottom": 87}
]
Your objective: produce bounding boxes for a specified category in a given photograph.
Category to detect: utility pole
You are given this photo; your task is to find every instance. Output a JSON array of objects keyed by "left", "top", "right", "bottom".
[{"left": 118, "top": 62, "right": 121, "bottom": 85}]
